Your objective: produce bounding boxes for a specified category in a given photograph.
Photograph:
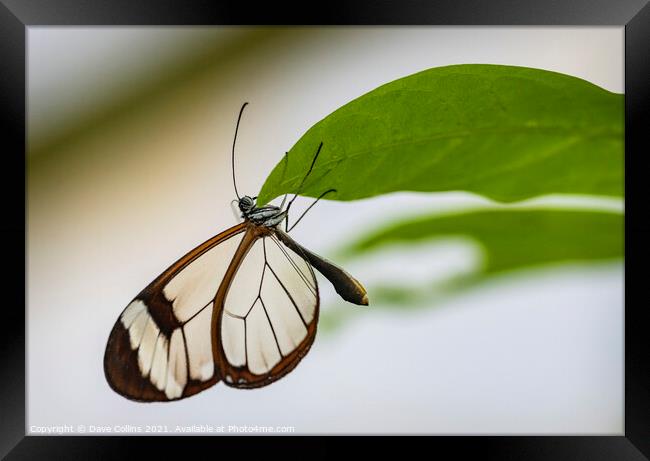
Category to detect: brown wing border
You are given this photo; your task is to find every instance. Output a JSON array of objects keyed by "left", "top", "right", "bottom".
[
  {"left": 212, "top": 225, "right": 320, "bottom": 389},
  {"left": 104, "top": 222, "right": 247, "bottom": 402}
]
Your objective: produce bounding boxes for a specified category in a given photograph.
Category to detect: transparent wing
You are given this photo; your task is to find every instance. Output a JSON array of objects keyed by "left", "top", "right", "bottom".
[
  {"left": 104, "top": 223, "right": 246, "bottom": 402},
  {"left": 215, "top": 230, "right": 319, "bottom": 388}
]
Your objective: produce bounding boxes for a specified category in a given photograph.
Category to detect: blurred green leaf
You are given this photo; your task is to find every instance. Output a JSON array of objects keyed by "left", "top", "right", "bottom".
[
  {"left": 258, "top": 64, "right": 623, "bottom": 205},
  {"left": 345, "top": 208, "right": 623, "bottom": 275}
]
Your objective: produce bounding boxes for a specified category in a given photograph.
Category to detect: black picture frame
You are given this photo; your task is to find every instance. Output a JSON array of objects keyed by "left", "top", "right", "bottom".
[{"left": 2, "top": 0, "right": 648, "bottom": 458}]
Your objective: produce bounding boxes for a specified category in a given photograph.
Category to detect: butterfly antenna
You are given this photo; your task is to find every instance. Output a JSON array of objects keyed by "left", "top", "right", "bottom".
[
  {"left": 231, "top": 102, "right": 249, "bottom": 200},
  {"left": 279, "top": 193, "right": 289, "bottom": 209},
  {"left": 286, "top": 188, "right": 336, "bottom": 232},
  {"left": 230, "top": 199, "right": 242, "bottom": 221}
]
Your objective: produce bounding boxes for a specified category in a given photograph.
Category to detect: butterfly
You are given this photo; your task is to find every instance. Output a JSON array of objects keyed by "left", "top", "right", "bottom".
[{"left": 104, "top": 103, "right": 368, "bottom": 402}]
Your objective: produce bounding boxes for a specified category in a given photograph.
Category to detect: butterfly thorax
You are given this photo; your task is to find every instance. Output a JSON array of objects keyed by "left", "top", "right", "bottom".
[{"left": 238, "top": 195, "right": 286, "bottom": 227}]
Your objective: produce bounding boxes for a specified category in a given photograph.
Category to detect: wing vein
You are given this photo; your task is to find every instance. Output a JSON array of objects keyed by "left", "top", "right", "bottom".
[
  {"left": 244, "top": 321, "right": 248, "bottom": 367},
  {"left": 266, "top": 263, "right": 309, "bottom": 328},
  {"left": 260, "top": 238, "right": 268, "bottom": 297},
  {"left": 181, "top": 300, "right": 213, "bottom": 326},
  {"left": 259, "top": 298, "right": 284, "bottom": 358},
  {"left": 181, "top": 327, "right": 191, "bottom": 389},
  {"left": 243, "top": 297, "right": 260, "bottom": 320},
  {"left": 225, "top": 310, "right": 245, "bottom": 320},
  {"left": 269, "top": 235, "right": 316, "bottom": 297}
]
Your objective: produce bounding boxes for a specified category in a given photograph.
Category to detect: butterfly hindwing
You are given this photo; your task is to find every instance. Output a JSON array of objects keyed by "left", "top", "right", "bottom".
[
  {"left": 103, "top": 223, "right": 247, "bottom": 402},
  {"left": 214, "top": 227, "right": 320, "bottom": 388}
]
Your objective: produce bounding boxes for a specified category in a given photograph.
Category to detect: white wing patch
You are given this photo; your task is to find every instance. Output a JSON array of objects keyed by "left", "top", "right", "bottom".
[
  {"left": 184, "top": 304, "right": 215, "bottom": 381},
  {"left": 261, "top": 272, "right": 308, "bottom": 356},
  {"left": 222, "top": 314, "right": 246, "bottom": 367},
  {"left": 125, "top": 304, "right": 149, "bottom": 349},
  {"left": 137, "top": 316, "right": 160, "bottom": 376},
  {"left": 164, "top": 233, "right": 244, "bottom": 323},
  {"left": 221, "top": 236, "right": 318, "bottom": 376},
  {"left": 166, "top": 328, "right": 188, "bottom": 399},
  {"left": 224, "top": 239, "right": 265, "bottom": 317},
  {"left": 120, "top": 299, "right": 217, "bottom": 399},
  {"left": 120, "top": 299, "right": 146, "bottom": 329},
  {"left": 149, "top": 334, "right": 169, "bottom": 391},
  {"left": 246, "top": 300, "right": 282, "bottom": 374}
]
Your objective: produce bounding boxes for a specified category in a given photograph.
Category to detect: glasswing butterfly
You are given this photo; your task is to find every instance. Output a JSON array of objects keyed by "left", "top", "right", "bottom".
[{"left": 104, "top": 103, "right": 368, "bottom": 401}]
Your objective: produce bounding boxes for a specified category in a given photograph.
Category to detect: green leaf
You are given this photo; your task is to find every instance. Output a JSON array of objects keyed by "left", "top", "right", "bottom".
[
  {"left": 257, "top": 64, "right": 623, "bottom": 205},
  {"left": 345, "top": 208, "right": 623, "bottom": 276}
]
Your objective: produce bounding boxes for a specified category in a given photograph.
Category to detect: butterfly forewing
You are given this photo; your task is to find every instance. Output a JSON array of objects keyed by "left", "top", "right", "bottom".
[
  {"left": 104, "top": 223, "right": 247, "bottom": 402},
  {"left": 105, "top": 221, "right": 321, "bottom": 400},
  {"left": 214, "top": 227, "right": 319, "bottom": 388}
]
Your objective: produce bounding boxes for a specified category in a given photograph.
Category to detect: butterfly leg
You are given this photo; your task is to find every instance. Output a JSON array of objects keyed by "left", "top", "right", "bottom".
[
  {"left": 284, "top": 142, "right": 324, "bottom": 229},
  {"left": 286, "top": 188, "right": 337, "bottom": 232}
]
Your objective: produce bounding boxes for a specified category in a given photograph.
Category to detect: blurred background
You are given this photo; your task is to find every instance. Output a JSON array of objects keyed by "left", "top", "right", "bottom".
[{"left": 27, "top": 27, "right": 623, "bottom": 434}]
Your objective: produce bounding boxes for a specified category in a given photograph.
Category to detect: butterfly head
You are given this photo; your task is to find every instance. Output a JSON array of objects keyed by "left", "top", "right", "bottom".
[{"left": 238, "top": 195, "right": 257, "bottom": 214}]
